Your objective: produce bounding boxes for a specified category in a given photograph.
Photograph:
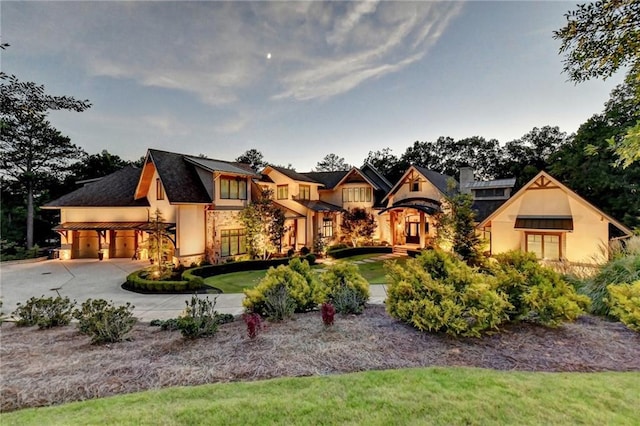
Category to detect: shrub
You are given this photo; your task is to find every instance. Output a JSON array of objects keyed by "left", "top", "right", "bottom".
[
  {"left": 321, "top": 302, "right": 335, "bottom": 327},
  {"left": 176, "top": 295, "right": 222, "bottom": 339},
  {"left": 319, "top": 262, "right": 370, "bottom": 314},
  {"left": 300, "top": 246, "right": 310, "bottom": 255},
  {"left": 262, "top": 284, "right": 296, "bottom": 321},
  {"left": 13, "top": 296, "right": 76, "bottom": 329},
  {"left": 243, "top": 258, "right": 319, "bottom": 317},
  {"left": 492, "top": 251, "right": 590, "bottom": 326},
  {"left": 305, "top": 253, "right": 317, "bottom": 265},
  {"left": 149, "top": 318, "right": 179, "bottom": 331},
  {"left": 243, "top": 312, "right": 263, "bottom": 339},
  {"left": 327, "top": 246, "right": 391, "bottom": 259},
  {"left": 606, "top": 281, "right": 640, "bottom": 332},
  {"left": 73, "top": 299, "right": 136, "bottom": 344},
  {"left": 126, "top": 268, "right": 204, "bottom": 293},
  {"left": 385, "top": 250, "right": 511, "bottom": 337},
  {"left": 577, "top": 253, "right": 640, "bottom": 316}
]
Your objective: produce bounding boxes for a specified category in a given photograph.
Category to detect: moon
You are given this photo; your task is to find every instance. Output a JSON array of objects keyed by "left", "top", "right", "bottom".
[{"left": 266, "top": 53, "right": 272, "bottom": 60}]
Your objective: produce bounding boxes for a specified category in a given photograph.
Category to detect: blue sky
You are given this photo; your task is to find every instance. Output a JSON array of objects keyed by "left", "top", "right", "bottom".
[{"left": 2, "top": 1, "right": 623, "bottom": 171}]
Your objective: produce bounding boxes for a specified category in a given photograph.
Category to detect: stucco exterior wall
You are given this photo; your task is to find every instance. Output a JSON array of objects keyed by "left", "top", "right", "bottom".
[
  {"left": 147, "top": 169, "right": 176, "bottom": 222},
  {"left": 62, "top": 207, "right": 150, "bottom": 223},
  {"left": 390, "top": 177, "right": 442, "bottom": 205},
  {"left": 176, "top": 204, "right": 205, "bottom": 258},
  {"left": 488, "top": 187, "right": 611, "bottom": 264}
]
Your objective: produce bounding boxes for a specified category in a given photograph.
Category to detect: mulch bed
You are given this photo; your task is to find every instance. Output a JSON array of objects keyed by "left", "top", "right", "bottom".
[{"left": 1, "top": 304, "right": 639, "bottom": 412}]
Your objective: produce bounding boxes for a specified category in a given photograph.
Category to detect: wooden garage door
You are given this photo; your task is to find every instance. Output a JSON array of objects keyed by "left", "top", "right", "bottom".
[
  {"left": 72, "top": 231, "right": 99, "bottom": 259},
  {"left": 111, "top": 230, "right": 136, "bottom": 258}
]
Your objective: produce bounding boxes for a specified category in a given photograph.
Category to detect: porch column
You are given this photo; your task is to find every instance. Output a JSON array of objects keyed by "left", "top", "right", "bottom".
[
  {"left": 390, "top": 211, "right": 396, "bottom": 246},
  {"left": 419, "top": 211, "right": 426, "bottom": 248}
]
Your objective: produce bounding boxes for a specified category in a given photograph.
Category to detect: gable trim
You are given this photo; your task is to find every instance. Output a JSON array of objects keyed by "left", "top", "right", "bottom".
[{"left": 478, "top": 171, "right": 632, "bottom": 236}]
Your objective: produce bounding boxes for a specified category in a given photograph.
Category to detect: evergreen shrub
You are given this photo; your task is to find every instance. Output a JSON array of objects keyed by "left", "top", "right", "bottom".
[
  {"left": 385, "top": 250, "right": 511, "bottom": 337},
  {"left": 13, "top": 296, "right": 76, "bottom": 328},
  {"left": 606, "top": 281, "right": 640, "bottom": 332},
  {"left": 73, "top": 299, "right": 136, "bottom": 344},
  {"left": 319, "top": 263, "right": 370, "bottom": 314},
  {"left": 492, "top": 251, "right": 590, "bottom": 326}
]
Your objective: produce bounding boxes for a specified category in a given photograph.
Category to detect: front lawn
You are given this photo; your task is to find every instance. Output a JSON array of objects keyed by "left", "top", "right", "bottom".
[
  {"left": 5, "top": 367, "right": 639, "bottom": 425},
  {"left": 204, "top": 254, "right": 402, "bottom": 292}
]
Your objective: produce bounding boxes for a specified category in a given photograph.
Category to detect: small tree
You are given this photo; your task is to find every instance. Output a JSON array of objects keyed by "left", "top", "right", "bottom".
[
  {"left": 146, "top": 209, "right": 173, "bottom": 276},
  {"left": 340, "top": 208, "right": 376, "bottom": 247},
  {"left": 315, "top": 153, "right": 351, "bottom": 172},
  {"left": 236, "top": 149, "right": 267, "bottom": 172},
  {"left": 437, "top": 193, "right": 485, "bottom": 266},
  {"left": 240, "top": 189, "right": 286, "bottom": 259}
]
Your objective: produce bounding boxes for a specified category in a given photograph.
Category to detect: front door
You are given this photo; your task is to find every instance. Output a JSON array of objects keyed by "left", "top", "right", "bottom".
[{"left": 405, "top": 221, "right": 420, "bottom": 245}]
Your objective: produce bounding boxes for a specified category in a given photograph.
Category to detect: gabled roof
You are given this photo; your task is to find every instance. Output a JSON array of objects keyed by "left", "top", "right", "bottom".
[
  {"left": 361, "top": 162, "right": 393, "bottom": 193},
  {"left": 263, "top": 165, "right": 318, "bottom": 183},
  {"left": 44, "top": 166, "right": 149, "bottom": 208},
  {"left": 184, "top": 156, "right": 259, "bottom": 177},
  {"left": 142, "top": 149, "right": 212, "bottom": 204},
  {"left": 477, "top": 171, "right": 633, "bottom": 236},
  {"left": 302, "top": 167, "right": 383, "bottom": 191},
  {"left": 382, "top": 165, "right": 456, "bottom": 203},
  {"left": 301, "top": 171, "right": 347, "bottom": 189},
  {"left": 294, "top": 199, "right": 343, "bottom": 212}
]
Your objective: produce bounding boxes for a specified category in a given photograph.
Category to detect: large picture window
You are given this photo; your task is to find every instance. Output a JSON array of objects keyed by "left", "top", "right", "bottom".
[
  {"left": 221, "top": 229, "right": 247, "bottom": 257},
  {"left": 220, "top": 177, "right": 247, "bottom": 200},
  {"left": 526, "top": 233, "right": 561, "bottom": 260},
  {"left": 342, "top": 187, "right": 372, "bottom": 203},
  {"left": 277, "top": 185, "right": 289, "bottom": 200}
]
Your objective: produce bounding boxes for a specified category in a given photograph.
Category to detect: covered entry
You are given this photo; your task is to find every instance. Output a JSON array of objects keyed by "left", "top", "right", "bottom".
[{"left": 379, "top": 198, "right": 440, "bottom": 249}]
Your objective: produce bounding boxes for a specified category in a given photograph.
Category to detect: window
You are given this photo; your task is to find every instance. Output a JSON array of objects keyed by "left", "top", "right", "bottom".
[
  {"left": 220, "top": 177, "right": 247, "bottom": 200},
  {"left": 342, "top": 187, "right": 372, "bottom": 202},
  {"left": 474, "top": 188, "right": 506, "bottom": 198},
  {"left": 221, "top": 229, "right": 247, "bottom": 256},
  {"left": 277, "top": 185, "right": 288, "bottom": 200},
  {"left": 322, "top": 218, "right": 333, "bottom": 238},
  {"left": 410, "top": 179, "right": 420, "bottom": 192},
  {"left": 156, "top": 178, "right": 164, "bottom": 200},
  {"left": 299, "top": 185, "right": 310, "bottom": 200},
  {"left": 526, "top": 233, "right": 560, "bottom": 260}
]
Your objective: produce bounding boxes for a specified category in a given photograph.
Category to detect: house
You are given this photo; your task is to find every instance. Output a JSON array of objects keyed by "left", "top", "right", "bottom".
[
  {"left": 258, "top": 163, "right": 392, "bottom": 251},
  {"left": 378, "top": 165, "right": 455, "bottom": 251},
  {"left": 44, "top": 148, "right": 633, "bottom": 266},
  {"left": 44, "top": 149, "right": 259, "bottom": 264},
  {"left": 477, "top": 171, "right": 633, "bottom": 263}
]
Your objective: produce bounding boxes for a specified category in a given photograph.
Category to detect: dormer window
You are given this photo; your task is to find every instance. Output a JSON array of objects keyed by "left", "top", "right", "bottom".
[
  {"left": 474, "top": 188, "right": 506, "bottom": 198},
  {"left": 156, "top": 178, "right": 164, "bottom": 200},
  {"left": 220, "top": 177, "right": 247, "bottom": 200}
]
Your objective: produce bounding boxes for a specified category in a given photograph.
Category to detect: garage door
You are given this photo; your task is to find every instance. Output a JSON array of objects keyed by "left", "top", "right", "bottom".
[
  {"left": 72, "top": 231, "right": 99, "bottom": 259},
  {"left": 111, "top": 230, "right": 136, "bottom": 258}
]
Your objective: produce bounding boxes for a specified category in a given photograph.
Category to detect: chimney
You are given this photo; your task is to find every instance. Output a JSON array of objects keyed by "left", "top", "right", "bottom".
[{"left": 459, "top": 167, "right": 474, "bottom": 195}]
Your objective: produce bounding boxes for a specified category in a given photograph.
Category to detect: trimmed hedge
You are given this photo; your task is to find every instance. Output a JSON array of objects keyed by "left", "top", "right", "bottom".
[
  {"left": 186, "top": 255, "right": 316, "bottom": 279},
  {"left": 327, "top": 246, "right": 392, "bottom": 259},
  {"left": 126, "top": 269, "right": 204, "bottom": 293}
]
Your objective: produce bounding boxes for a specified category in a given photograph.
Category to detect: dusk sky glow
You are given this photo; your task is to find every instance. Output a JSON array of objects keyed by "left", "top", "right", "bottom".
[{"left": 2, "top": 1, "right": 624, "bottom": 171}]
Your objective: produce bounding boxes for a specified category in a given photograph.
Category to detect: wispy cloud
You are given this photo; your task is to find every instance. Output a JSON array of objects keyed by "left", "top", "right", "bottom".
[{"left": 4, "top": 1, "right": 463, "bottom": 106}]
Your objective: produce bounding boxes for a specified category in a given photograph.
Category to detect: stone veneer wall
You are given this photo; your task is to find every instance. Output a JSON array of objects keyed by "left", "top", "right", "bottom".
[{"left": 206, "top": 209, "right": 243, "bottom": 264}]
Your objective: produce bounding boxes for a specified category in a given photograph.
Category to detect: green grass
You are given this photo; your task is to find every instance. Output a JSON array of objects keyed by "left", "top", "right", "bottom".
[
  {"left": 4, "top": 368, "right": 639, "bottom": 425},
  {"left": 204, "top": 269, "right": 269, "bottom": 293},
  {"left": 205, "top": 254, "right": 402, "bottom": 292}
]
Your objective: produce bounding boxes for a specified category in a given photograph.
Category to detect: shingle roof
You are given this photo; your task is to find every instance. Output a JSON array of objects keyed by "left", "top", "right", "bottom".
[
  {"left": 414, "top": 166, "right": 457, "bottom": 195},
  {"left": 44, "top": 166, "right": 149, "bottom": 208},
  {"left": 361, "top": 163, "right": 393, "bottom": 193},
  {"left": 268, "top": 165, "right": 317, "bottom": 183},
  {"left": 301, "top": 171, "right": 348, "bottom": 189},
  {"left": 295, "top": 199, "right": 343, "bottom": 212},
  {"left": 472, "top": 199, "right": 509, "bottom": 222},
  {"left": 185, "top": 156, "right": 260, "bottom": 176},
  {"left": 148, "top": 149, "right": 212, "bottom": 203}
]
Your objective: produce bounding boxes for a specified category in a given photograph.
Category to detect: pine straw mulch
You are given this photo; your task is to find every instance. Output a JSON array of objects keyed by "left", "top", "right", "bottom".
[{"left": 1, "top": 304, "right": 639, "bottom": 412}]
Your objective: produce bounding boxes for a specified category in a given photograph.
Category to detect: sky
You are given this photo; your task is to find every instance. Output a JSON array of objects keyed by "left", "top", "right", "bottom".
[{"left": 1, "top": 1, "right": 625, "bottom": 171}]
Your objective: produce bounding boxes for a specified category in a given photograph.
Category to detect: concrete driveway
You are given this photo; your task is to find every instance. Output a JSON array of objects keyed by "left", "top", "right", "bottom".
[
  {"left": 0, "top": 258, "right": 244, "bottom": 321},
  {"left": 1, "top": 258, "right": 387, "bottom": 322}
]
